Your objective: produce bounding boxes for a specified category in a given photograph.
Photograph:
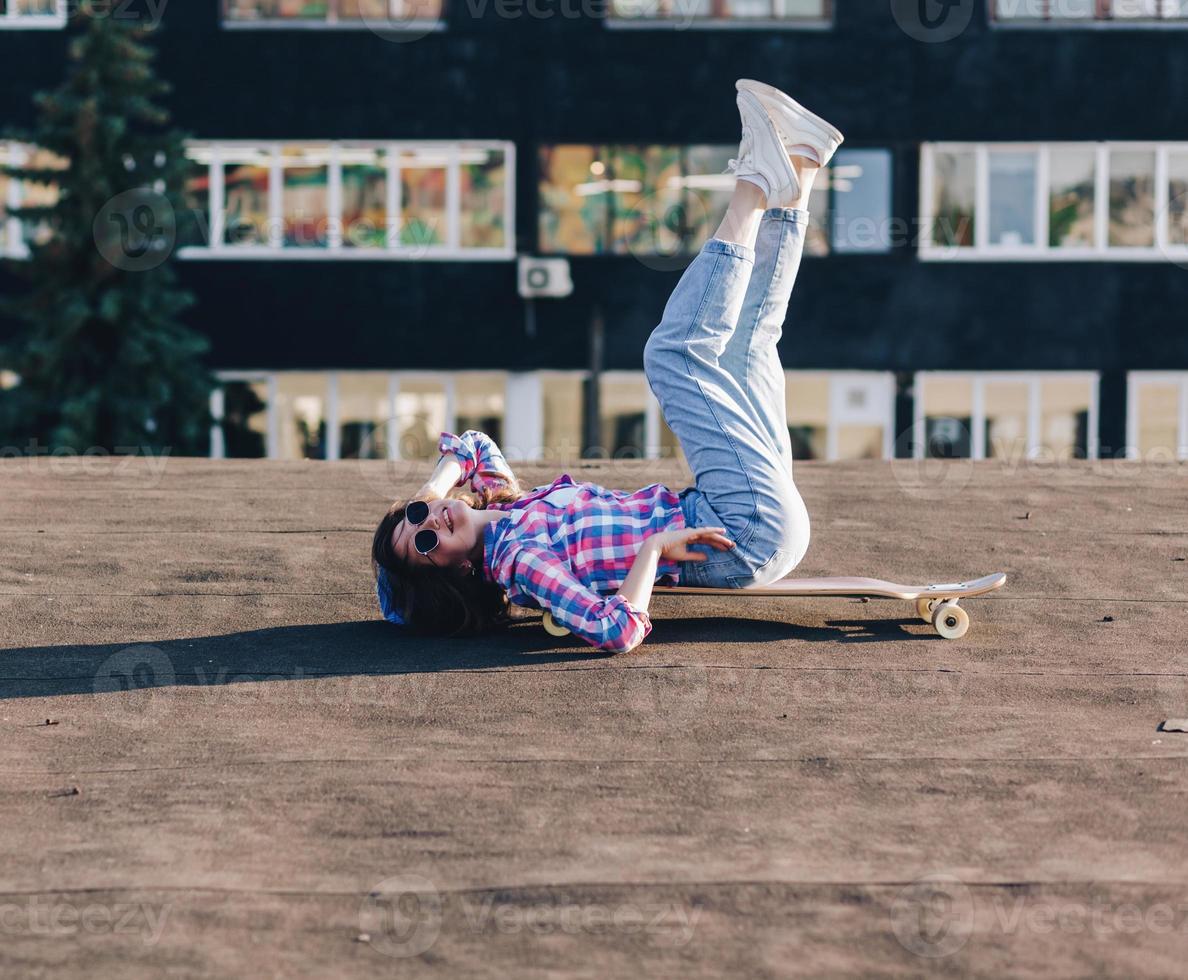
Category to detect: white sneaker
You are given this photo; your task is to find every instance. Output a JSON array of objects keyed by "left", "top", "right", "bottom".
[
  {"left": 730, "top": 88, "right": 803, "bottom": 209},
  {"left": 736, "top": 78, "right": 845, "bottom": 169}
]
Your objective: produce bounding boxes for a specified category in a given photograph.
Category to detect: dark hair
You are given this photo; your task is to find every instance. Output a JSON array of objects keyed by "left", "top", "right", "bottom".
[{"left": 371, "top": 486, "right": 523, "bottom": 637}]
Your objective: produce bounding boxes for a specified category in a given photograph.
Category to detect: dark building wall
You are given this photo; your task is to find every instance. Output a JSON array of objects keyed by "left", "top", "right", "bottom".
[{"left": 3, "top": 0, "right": 1187, "bottom": 450}]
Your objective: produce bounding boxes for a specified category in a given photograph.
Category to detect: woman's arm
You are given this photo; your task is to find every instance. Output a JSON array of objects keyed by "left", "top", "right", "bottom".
[
  {"left": 414, "top": 430, "right": 520, "bottom": 504},
  {"left": 414, "top": 453, "right": 465, "bottom": 501},
  {"left": 614, "top": 526, "right": 735, "bottom": 622}
]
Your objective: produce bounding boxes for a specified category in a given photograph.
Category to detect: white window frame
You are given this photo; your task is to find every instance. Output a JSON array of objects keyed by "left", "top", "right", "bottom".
[
  {"left": 913, "top": 371, "right": 1100, "bottom": 460},
  {"left": 181, "top": 140, "right": 515, "bottom": 262},
  {"left": 920, "top": 141, "right": 1188, "bottom": 262},
  {"left": 1126, "top": 371, "right": 1188, "bottom": 460},
  {"left": 221, "top": 0, "right": 446, "bottom": 32},
  {"left": 605, "top": 0, "right": 833, "bottom": 31},
  {"left": 990, "top": 0, "right": 1188, "bottom": 28},
  {"left": 0, "top": 0, "right": 67, "bottom": 28}
]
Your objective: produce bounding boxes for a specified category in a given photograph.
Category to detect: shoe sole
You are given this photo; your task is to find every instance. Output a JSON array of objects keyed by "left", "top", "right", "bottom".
[{"left": 735, "top": 78, "right": 845, "bottom": 156}]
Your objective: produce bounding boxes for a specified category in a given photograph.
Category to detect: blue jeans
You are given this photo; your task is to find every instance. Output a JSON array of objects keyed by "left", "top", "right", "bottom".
[{"left": 644, "top": 208, "right": 812, "bottom": 589}]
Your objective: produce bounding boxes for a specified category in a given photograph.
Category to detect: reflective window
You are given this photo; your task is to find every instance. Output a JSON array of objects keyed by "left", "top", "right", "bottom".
[
  {"left": 1128, "top": 373, "right": 1187, "bottom": 460},
  {"left": 1108, "top": 149, "right": 1156, "bottom": 247},
  {"left": 183, "top": 141, "right": 514, "bottom": 259},
  {"left": 0, "top": 143, "right": 67, "bottom": 256},
  {"left": 282, "top": 144, "right": 330, "bottom": 248},
  {"left": 454, "top": 372, "right": 505, "bottom": 446},
  {"left": 608, "top": 0, "right": 829, "bottom": 24},
  {"left": 541, "top": 372, "right": 585, "bottom": 460},
  {"left": 223, "top": 0, "right": 444, "bottom": 27},
  {"left": 338, "top": 373, "right": 392, "bottom": 460},
  {"left": 993, "top": 0, "right": 1188, "bottom": 21},
  {"left": 1048, "top": 147, "right": 1096, "bottom": 248},
  {"left": 988, "top": 150, "right": 1038, "bottom": 247},
  {"left": 983, "top": 381, "right": 1030, "bottom": 460},
  {"left": 830, "top": 149, "right": 893, "bottom": 254},
  {"left": 219, "top": 380, "right": 270, "bottom": 458},
  {"left": 930, "top": 149, "right": 976, "bottom": 248},
  {"left": 920, "top": 376, "right": 974, "bottom": 459},
  {"left": 540, "top": 143, "right": 891, "bottom": 257},
  {"left": 341, "top": 147, "right": 387, "bottom": 249},
  {"left": 0, "top": 0, "right": 65, "bottom": 26},
  {"left": 916, "top": 373, "right": 1098, "bottom": 460},
  {"left": 460, "top": 148, "right": 507, "bottom": 249},
  {"left": 923, "top": 142, "right": 1188, "bottom": 259},
  {"left": 222, "top": 150, "right": 271, "bottom": 246},
  {"left": 273, "top": 373, "right": 329, "bottom": 460},
  {"left": 599, "top": 375, "right": 650, "bottom": 459},
  {"left": 1170, "top": 152, "right": 1188, "bottom": 246}
]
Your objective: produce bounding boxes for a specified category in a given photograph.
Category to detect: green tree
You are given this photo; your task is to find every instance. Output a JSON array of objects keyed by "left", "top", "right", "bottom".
[{"left": 0, "top": 1, "right": 210, "bottom": 455}]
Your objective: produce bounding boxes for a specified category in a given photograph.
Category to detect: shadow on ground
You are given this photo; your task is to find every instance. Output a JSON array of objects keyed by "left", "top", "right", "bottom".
[{"left": 0, "top": 614, "right": 918, "bottom": 701}]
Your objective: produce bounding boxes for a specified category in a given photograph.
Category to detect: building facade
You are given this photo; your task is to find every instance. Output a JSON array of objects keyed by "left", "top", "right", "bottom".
[{"left": 3, "top": 0, "right": 1187, "bottom": 461}]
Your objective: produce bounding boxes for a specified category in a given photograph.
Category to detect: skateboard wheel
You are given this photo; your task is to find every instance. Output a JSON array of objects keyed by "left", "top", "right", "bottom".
[
  {"left": 916, "top": 598, "right": 938, "bottom": 623},
  {"left": 542, "top": 612, "right": 571, "bottom": 637},
  {"left": 933, "top": 601, "right": 969, "bottom": 640}
]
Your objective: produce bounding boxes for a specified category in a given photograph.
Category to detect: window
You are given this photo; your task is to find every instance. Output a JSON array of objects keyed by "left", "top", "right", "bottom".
[
  {"left": 0, "top": 142, "right": 68, "bottom": 259},
  {"left": 921, "top": 142, "right": 1188, "bottom": 260},
  {"left": 785, "top": 372, "right": 896, "bottom": 460},
  {"left": 222, "top": 0, "right": 445, "bottom": 30},
  {"left": 539, "top": 144, "right": 892, "bottom": 257},
  {"left": 1127, "top": 373, "right": 1188, "bottom": 460},
  {"left": 607, "top": 0, "right": 830, "bottom": 27},
  {"left": 914, "top": 372, "right": 1099, "bottom": 460},
  {"left": 0, "top": 0, "right": 66, "bottom": 28},
  {"left": 182, "top": 141, "right": 514, "bottom": 260},
  {"left": 992, "top": 0, "right": 1188, "bottom": 24}
]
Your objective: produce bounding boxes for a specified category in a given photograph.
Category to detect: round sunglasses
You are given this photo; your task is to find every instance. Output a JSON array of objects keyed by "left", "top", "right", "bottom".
[{"left": 404, "top": 500, "right": 440, "bottom": 557}]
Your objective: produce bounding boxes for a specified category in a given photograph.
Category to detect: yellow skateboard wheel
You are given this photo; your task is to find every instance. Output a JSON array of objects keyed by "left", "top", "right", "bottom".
[{"left": 542, "top": 612, "right": 571, "bottom": 637}]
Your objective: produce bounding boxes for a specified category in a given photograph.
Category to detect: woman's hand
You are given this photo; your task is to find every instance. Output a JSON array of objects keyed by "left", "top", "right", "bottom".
[{"left": 647, "top": 526, "right": 735, "bottom": 562}]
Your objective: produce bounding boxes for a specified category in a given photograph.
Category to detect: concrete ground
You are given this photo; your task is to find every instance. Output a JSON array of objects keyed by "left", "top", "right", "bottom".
[{"left": 2, "top": 453, "right": 1186, "bottom": 978}]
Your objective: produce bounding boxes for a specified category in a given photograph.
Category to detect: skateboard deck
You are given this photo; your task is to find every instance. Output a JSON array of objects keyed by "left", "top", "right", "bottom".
[{"left": 541, "top": 572, "right": 1006, "bottom": 641}]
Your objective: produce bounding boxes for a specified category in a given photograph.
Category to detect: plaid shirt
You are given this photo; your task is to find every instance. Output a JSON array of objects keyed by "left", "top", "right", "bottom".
[{"left": 440, "top": 431, "right": 686, "bottom": 653}]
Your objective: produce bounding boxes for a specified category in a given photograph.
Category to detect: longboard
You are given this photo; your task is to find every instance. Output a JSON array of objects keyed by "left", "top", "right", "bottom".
[{"left": 541, "top": 572, "right": 1007, "bottom": 641}]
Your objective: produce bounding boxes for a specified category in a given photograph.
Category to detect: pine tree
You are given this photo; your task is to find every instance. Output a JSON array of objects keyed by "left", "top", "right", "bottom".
[{"left": 0, "top": 1, "right": 210, "bottom": 455}]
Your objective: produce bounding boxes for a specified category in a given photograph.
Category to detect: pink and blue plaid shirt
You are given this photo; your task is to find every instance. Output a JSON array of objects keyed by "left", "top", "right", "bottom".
[{"left": 440, "top": 430, "right": 687, "bottom": 653}]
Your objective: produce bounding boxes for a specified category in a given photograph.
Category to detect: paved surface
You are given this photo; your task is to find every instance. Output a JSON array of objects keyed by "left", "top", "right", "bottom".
[{"left": 2, "top": 454, "right": 1186, "bottom": 978}]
